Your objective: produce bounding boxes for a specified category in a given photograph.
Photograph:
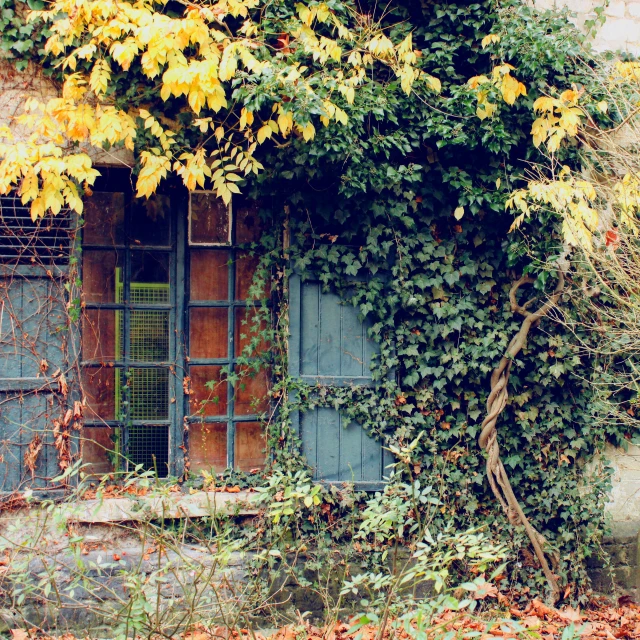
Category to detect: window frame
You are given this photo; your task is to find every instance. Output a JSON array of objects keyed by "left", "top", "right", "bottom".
[
  {"left": 184, "top": 191, "right": 267, "bottom": 473},
  {"left": 80, "top": 173, "right": 184, "bottom": 478},
  {"left": 80, "top": 172, "right": 268, "bottom": 478}
]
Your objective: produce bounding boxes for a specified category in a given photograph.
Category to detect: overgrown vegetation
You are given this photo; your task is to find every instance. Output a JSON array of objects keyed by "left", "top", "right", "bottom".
[{"left": 0, "top": 0, "right": 637, "bottom": 617}]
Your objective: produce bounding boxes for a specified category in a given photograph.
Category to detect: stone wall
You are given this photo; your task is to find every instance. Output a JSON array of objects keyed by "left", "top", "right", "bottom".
[
  {"left": 534, "top": 0, "right": 640, "bottom": 598},
  {"left": 536, "top": 0, "right": 640, "bottom": 53},
  {"left": 0, "top": 57, "right": 133, "bottom": 166}
]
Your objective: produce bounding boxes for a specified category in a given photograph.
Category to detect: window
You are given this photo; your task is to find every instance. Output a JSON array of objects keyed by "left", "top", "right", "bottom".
[
  {"left": 80, "top": 175, "right": 268, "bottom": 478},
  {"left": 0, "top": 194, "right": 72, "bottom": 267},
  {"left": 186, "top": 195, "right": 268, "bottom": 474},
  {"left": 81, "top": 189, "right": 174, "bottom": 476},
  {"left": 0, "top": 195, "right": 74, "bottom": 491}
]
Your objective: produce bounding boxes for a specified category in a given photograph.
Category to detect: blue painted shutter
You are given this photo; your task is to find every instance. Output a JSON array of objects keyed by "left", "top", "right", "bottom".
[
  {"left": 0, "top": 197, "right": 72, "bottom": 492},
  {"left": 289, "top": 275, "right": 391, "bottom": 489}
]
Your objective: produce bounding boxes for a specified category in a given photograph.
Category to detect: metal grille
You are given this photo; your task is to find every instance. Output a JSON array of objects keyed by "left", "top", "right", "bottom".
[
  {"left": 127, "top": 425, "right": 169, "bottom": 476},
  {"left": 130, "top": 311, "right": 170, "bottom": 361},
  {"left": 113, "top": 268, "right": 171, "bottom": 468},
  {"left": 0, "top": 195, "right": 71, "bottom": 265},
  {"left": 130, "top": 284, "right": 170, "bottom": 305},
  {"left": 127, "top": 368, "right": 169, "bottom": 420}
]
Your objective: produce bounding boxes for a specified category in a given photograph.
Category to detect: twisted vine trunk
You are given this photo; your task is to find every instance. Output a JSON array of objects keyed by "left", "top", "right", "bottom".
[{"left": 479, "top": 273, "right": 565, "bottom": 602}]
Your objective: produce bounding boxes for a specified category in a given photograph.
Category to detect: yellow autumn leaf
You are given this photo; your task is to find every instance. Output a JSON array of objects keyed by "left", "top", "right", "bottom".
[
  {"left": 257, "top": 124, "right": 273, "bottom": 144},
  {"left": 481, "top": 34, "right": 500, "bottom": 48},
  {"left": 533, "top": 96, "right": 557, "bottom": 113},
  {"left": 239, "top": 108, "right": 254, "bottom": 130},
  {"left": 277, "top": 111, "right": 293, "bottom": 137},
  {"left": 89, "top": 59, "right": 111, "bottom": 95},
  {"left": 426, "top": 76, "right": 441, "bottom": 93},
  {"left": 468, "top": 75, "right": 489, "bottom": 89},
  {"left": 300, "top": 121, "right": 315, "bottom": 141}
]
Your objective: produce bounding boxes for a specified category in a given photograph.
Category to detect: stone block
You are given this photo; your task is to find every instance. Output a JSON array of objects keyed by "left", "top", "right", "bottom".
[
  {"left": 562, "top": 0, "right": 598, "bottom": 13},
  {"left": 595, "top": 17, "right": 640, "bottom": 52},
  {"left": 605, "top": 0, "right": 628, "bottom": 17},
  {"left": 629, "top": 4, "right": 640, "bottom": 18}
]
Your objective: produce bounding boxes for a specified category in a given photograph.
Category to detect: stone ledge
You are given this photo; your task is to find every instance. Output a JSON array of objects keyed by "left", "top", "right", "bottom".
[
  {"left": 64, "top": 490, "right": 258, "bottom": 523},
  {"left": 0, "top": 490, "right": 258, "bottom": 534}
]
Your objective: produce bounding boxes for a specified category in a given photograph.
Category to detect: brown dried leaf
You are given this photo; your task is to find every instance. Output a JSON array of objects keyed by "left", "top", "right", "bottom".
[
  {"left": 24, "top": 435, "right": 43, "bottom": 476},
  {"left": 473, "top": 581, "right": 499, "bottom": 600},
  {"left": 558, "top": 606, "right": 583, "bottom": 623},
  {"left": 57, "top": 371, "right": 68, "bottom": 397}
]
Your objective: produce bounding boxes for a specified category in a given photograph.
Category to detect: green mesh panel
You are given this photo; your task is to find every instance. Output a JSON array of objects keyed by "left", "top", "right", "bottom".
[
  {"left": 128, "top": 425, "right": 169, "bottom": 477},
  {"left": 113, "top": 267, "right": 171, "bottom": 473}
]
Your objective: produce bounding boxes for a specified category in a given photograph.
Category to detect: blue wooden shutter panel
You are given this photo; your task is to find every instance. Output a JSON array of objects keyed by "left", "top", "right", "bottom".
[
  {"left": 289, "top": 274, "right": 391, "bottom": 489},
  {"left": 0, "top": 196, "right": 73, "bottom": 492},
  {"left": 0, "top": 272, "right": 69, "bottom": 491}
]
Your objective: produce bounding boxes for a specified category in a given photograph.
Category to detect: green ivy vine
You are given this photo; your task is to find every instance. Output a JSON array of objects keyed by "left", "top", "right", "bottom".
[{"left": 2, "top": 0, "right": 635, "bottom": 603}]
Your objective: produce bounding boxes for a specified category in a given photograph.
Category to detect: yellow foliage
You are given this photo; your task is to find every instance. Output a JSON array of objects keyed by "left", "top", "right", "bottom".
[
  {"left": 3, "top": 0, "right": 428, "bottom": 217},
  {"left": 89, "top": 59, "right": 111, "bottom": 95},
  {"left": 257, "top": 124, "right": 273, "bottom": 144},
  {"left": 530, "top": 89, "right": 584, "bottom": 152},
  {"left": 467, "top": 65, "right": 526, "bottom": 120},
  {"left": 481, "top": 33, "right": 500, "bottom": 48},
  {"left": 505, "top": 168, "right": 625, "bottom": 248}
]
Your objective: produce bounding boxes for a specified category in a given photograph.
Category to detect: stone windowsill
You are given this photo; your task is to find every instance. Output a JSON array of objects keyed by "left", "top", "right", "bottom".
[{"left": 62, "top": 490, "right": 257, "bottom": 523}]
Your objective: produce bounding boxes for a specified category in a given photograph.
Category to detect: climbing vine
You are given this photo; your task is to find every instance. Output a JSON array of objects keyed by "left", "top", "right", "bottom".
[
  {"left": 0, "top": 0, "right": 636, "bottom": 604},
  {"left": 243, "top": 0, "right": 633, "bottom": 602}
]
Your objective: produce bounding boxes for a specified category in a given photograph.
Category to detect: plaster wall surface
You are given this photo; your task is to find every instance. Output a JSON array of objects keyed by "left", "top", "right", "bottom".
[
  {"left": 0, "top": 57, "right": 133, "bottom": 166},
  {"left": 604, "top": 443, "right": 640, "bottom": 538},
  {"left": 536, "top": 0, "right": 640, "bottom": 54}
]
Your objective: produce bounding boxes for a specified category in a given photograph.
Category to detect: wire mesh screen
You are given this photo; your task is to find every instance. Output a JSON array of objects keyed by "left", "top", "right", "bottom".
[
  {"left": 127, "top": 425, "right": 169, "bottom": 476},
  {"left": 130, "top": 311, "right": 170, "bottom": 361},
  {"left": 127, "top": 368, "right": 169, "bottom": 420},
  {"left": 111, "top": 268, "right": 171, "bottom": 470},
  {"left": 130, "top": 283, "right": 170, "bottom": 304}
]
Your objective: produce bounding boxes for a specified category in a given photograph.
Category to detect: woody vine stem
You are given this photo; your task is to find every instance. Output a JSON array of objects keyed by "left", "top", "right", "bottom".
[{"left": 479, "top": 272, "right": 566, "bottom": 602}]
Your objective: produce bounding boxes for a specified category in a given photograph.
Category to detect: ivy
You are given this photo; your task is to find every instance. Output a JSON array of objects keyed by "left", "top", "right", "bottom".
[
  {"left": 1, "top": 0, "right": 634, "bottom": 603},
  {"left": 245, "top": 0, "right": 627, "bottom": 601}
]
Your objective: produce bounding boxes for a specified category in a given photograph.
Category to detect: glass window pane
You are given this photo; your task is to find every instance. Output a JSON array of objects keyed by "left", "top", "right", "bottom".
[
  {"left": 83, "top": 192, "right": 125, "bottom": 245},
  {"left": 190, "top": 307, "right": 228, "bottom": 359},
  {"left": 235, "top": 251, "right": 260, "bottom": 300},
  {"left": 189, "top": 365, "right": 227, "bottom": 417},
  {"left": 83, "top": 250, "right": 122, "bottom": 303},
  {"left": 189, "top": 423, "right": 227, "bottom": 474},
  {"left": 127, "top": 367, "right": 169, "bottom": 420},
  {"left": 82, "top": 367, "right": 118, "bottom": 421},
  {"left": 130, "top": 194, "right": 171, "bottom": 246},
  {"left": 236, "top": 202, "right": 262, "bottom": 244},
  {"left": 234, "top": 307, "right": 268, "bottom": 357},
  {"left": 127, "top": 425, "right": 169, "bottom": 476},
  {"left": 190, "top": 250, "right": 229, "bottom": 301},
  {"left": 131, "top": 251, "right": 170, "bottom": 297},
  {"left": 234, "top": 366, "right": 269, "bottom": 416},
  {"left": 190, "top": 192, "right": 230, "bottom": 245},
  {"left": 82, "top": 309, "right": 122, "bottom": 362},
  {"left": 81, "top": 427, "right": 117, "bottom": 476},
  {"left": 235, "top": 422, "right": 266, "bottom": 472},
  {"left": 130, "top": 310, "right": 169, "bottom": 361}
]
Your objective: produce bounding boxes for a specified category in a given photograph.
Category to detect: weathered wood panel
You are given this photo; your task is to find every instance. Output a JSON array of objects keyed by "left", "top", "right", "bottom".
[
  {"left": 289, "top": 275, "right": 390, "bottom": 489},
  {"left": 0, "top": 274, "right": 68, "bottom": 492}
]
